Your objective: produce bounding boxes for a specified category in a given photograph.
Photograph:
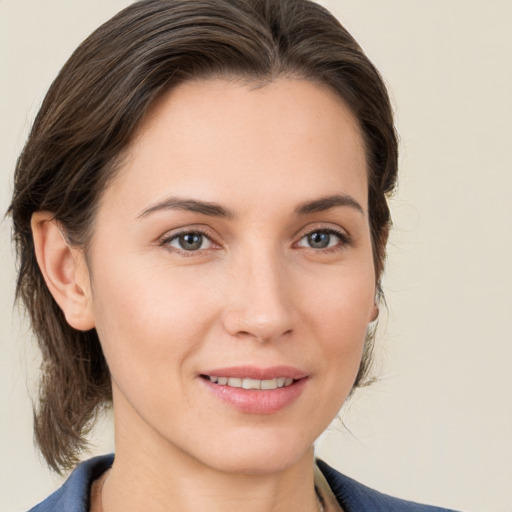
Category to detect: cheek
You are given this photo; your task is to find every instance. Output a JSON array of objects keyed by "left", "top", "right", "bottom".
[
  {"left": 89, "top": 259, "right": 220, "bottom": 387},
  {"left": 304, "top": 260, "right": 376, "bottom": 332},
  {"left": 302, "top": 265, "right": 375, "bottom": 378}
]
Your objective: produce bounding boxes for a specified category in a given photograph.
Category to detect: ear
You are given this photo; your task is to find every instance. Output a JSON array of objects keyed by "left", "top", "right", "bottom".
[
  {"left": 370, "top": 301, "right": 379, "bottom": 322},
  {"left": 31, "top": 212, "right": 95, "bottom": 331},
  {"left": 370, "top": 223, "right": 390, "bottom": 323},
  {"left": 369, "top": 286, "right": 381, "bottom": 323}
]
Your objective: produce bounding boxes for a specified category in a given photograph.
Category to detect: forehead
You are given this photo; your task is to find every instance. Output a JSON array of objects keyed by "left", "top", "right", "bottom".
[{"left": 100, "top": 78, "right": 368, "bottom": 218}]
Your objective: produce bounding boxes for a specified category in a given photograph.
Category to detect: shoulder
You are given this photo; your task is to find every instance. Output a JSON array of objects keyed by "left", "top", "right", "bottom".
[
  {"left": 29, "top": 455, "right": 461, "bottom": 512},
  {"left": 28, "top": 454, "right": 114, "bottom": 512},
  {"left": 316, "top": 459, "right": 461, "bottom": 512}
]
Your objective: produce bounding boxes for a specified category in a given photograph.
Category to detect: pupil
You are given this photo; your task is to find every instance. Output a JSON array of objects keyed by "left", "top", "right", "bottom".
[
  {"left": 308, "top": 231, "right": 330, "bottom": 248},
  {"left": 180, "top": 233, "right": 202, "bottom": 250}
]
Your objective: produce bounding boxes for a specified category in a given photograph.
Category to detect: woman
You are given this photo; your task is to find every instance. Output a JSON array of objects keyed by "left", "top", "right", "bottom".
[{"left": 8, "top": 0, "right": 460, "bottom": 511}]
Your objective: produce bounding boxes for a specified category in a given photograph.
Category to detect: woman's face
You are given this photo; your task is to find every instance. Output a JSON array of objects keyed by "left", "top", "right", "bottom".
[{"left": 84, "top": 78, "right": 377, "bottom": 474}]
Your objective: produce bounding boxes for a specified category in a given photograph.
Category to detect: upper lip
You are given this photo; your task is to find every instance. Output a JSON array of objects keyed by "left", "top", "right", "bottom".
[{"left": 200, "top": 365, "right": 308, "bottom": 380}]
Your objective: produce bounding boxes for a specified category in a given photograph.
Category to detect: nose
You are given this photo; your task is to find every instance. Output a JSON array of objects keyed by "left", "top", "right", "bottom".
[{"left": 222, "top": 251, "right": 295, "bottom": 343}]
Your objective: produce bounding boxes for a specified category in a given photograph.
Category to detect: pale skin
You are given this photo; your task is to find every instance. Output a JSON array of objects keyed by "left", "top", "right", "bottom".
[{"left": 32, "top": 78, "right": 378, "bottom": 512}]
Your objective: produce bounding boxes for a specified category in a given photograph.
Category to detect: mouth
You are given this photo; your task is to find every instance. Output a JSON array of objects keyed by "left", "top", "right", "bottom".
[
  {"left": 199, "top": 366, "right": 308, "bottom": 414},
  {"left": 200, "top": 375, "right": 295, "bottom": 390}
]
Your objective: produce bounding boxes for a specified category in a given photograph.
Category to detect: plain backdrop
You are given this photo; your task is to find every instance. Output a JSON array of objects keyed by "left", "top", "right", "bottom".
[{"left": 1, "top": 1, "right": 511, "bottom": 511}]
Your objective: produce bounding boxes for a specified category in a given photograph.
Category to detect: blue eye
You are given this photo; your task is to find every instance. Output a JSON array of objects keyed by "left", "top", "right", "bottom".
[
  {"left": 166, "top": 232, "right": 213, "bottom": 251},
  {"left": 297, "top": 229, "right": 345, "bottom": 250}
]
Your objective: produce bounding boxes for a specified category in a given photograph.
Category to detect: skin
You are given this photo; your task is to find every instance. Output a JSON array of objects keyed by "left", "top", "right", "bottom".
[{"left": 32, "top": 78, "right": 377, "bottom": 512}]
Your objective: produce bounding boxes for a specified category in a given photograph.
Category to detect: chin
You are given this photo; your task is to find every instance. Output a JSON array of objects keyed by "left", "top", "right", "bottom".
[{"left": 193, "top": 431, "right": 315, "bottom": 476}]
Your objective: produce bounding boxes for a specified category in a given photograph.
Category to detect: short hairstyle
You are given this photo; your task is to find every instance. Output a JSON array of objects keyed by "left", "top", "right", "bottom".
[{"left": 8, "top": 0, "right": 398, "bottom": 473}]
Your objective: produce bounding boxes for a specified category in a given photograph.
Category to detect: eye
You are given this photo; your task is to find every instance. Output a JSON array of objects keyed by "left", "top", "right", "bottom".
[
  {"left": 163, "top": 231, "right": 213, "bottom": 252},
  {"left": 296, "top": 229, "right": 347, "bottom": 250}
]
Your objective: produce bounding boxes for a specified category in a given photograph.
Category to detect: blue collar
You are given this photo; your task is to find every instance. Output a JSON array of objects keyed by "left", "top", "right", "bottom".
[{"left": 29, "top": 454, "right": 458, "bottom": 512}]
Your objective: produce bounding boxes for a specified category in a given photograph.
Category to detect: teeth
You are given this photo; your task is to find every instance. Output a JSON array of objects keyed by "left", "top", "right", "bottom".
[
  {"left": 260, "top": 379, "right": 277, "bottom": 390},
  {"left": 227, "top": 377, "right": 242, "bottom": 387},
  {"left": 208, "top": 376, "right": 295, "bottom": 389},
  {"left": 242, "top": 378, "right": 261, "bottom": 390}
]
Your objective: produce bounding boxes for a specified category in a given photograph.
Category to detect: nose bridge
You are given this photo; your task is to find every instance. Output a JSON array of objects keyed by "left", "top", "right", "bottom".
[{"left": 223, "top": 243, "right": 294, "bottom": 342}]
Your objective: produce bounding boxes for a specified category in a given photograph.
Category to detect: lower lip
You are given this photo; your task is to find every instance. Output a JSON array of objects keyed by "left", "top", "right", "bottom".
[{"left": 200, "top": 377, "right": 308, "bottom": 414}]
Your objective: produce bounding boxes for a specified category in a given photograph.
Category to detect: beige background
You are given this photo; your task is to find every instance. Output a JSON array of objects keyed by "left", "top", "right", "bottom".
[{"left": 1, "top": 1, "right": 511, "bottom": 511}]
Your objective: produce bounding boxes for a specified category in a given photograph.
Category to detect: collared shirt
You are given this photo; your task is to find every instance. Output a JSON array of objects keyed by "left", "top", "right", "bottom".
[{"left": 28, "top": 454, "right": 460, "bottom": 512}]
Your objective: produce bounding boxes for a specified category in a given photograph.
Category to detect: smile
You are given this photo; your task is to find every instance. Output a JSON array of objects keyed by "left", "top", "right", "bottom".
[{"left": 203, "top": 375, "right": 294, "bottom": 389}]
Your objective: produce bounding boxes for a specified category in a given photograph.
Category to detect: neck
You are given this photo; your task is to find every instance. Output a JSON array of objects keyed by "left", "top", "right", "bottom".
[{"left": 103, "top": 392, "right": 321, "bottom": 512}]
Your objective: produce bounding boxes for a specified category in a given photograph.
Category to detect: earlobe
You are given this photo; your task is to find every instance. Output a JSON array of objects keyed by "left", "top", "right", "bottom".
[{"left": 31, "top": 212, "right": 95, "bottom": 331}]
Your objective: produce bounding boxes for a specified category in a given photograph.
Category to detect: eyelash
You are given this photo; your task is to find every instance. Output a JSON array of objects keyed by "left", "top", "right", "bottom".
[
  {"left": 296, "top": 227, "right": 352, "bottom": 253},
  {"left": 159, "top": 226, "right": 351, "bottom": 256},
  {"left": 159, "top": 228, "right": 216, "bottom": 256}
]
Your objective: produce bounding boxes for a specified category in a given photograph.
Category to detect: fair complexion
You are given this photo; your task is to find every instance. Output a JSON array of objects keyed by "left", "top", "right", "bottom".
[{"left": 32, "top": 78, "right": 377, "bottom": 512}]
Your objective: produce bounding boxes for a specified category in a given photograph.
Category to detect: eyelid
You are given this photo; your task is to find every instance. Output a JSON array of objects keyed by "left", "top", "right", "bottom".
[
  {"left": 294, "top": 224, "right": 352, "bottom": 250},
  {"left": 158, "top": 225, "right": 220, "bottom": 254},
  {"left": 157, "top": 222, "right": 351, "bottom": 255},
  {"left": 296, "top": 222, "right": 350, "bottom": 239}
]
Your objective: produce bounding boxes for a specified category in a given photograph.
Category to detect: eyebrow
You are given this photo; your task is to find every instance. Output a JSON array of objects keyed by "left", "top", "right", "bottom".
[
  {"left": 137, "top": 197, "right": 235, "bottom": 219},
  {"left": 137, "top": 193, "right": 364, "bottom": 219},
  {"left": 294, "top": 194, "right": 365, "bottom": 216}
]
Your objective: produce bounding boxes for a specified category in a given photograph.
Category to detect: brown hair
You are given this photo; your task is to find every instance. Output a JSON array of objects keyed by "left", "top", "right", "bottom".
[{"left": 8, "top": 0, "right": 397, "bottom": 473}]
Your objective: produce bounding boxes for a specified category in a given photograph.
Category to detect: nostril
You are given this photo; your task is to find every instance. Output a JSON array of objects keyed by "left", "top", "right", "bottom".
[{"left": 222, "top": 307, "right": 294, "bottom": 342}]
